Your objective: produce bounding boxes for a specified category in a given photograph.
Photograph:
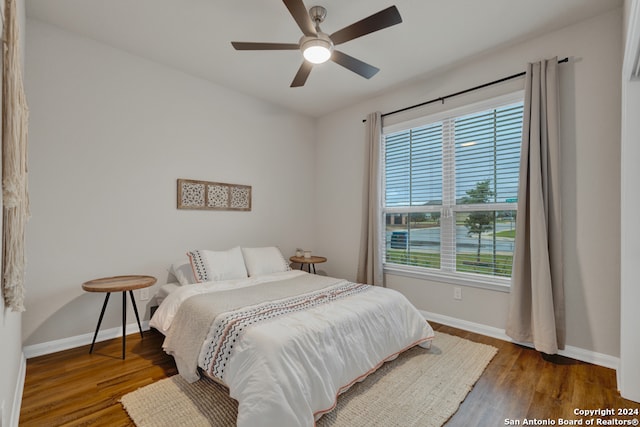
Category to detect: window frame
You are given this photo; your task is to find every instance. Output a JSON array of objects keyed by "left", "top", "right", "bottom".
[{"left": 380, "top": 91, "right": 524, "bottom": 292}]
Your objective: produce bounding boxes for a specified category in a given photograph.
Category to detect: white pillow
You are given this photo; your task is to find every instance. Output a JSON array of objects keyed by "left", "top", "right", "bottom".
[
  {"left": 187, "top": 246, "right": 248, "bottom": 283},
  {"left": 241, "top": 246, "right": 291, "bottom": 277},
  {"left": 169, "top": 260, "right": 197, "bottom": 286}
]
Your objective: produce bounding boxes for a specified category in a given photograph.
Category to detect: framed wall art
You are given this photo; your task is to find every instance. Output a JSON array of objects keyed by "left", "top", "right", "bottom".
[{"left": 177, "top": 179, "right": 252, "bottom": 211}]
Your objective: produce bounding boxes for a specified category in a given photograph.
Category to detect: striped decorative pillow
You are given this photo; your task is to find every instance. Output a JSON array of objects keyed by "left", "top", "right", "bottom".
[{"left": 187, "top": 246, "right": 248, "bottom": 283}]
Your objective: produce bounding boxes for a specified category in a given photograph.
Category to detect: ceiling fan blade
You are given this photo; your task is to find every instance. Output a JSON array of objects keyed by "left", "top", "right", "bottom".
[
  {"left": 330, "top": 5, "right": 402, "bottom": 46},
  {"left": 291, "top": 61, "right": 313, "bottom": 87},
  {"left": 331, "top": 50, "right": 379, "bottom": 79},
  {"left": 283, "top": 0, "right": 317, "bottom": 37},
  {"left": 231, "top": 42, "right": 299, "bottom": 50}
]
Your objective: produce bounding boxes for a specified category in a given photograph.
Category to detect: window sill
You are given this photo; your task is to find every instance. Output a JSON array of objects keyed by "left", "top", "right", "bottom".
[{"left": 383, "top": 264, "right": 511, "bottom": 293}]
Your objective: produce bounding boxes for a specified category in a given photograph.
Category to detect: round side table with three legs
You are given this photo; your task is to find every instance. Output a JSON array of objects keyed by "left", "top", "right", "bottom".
[
  {"left": 289, "top": 255, "right": 327, "bottom": 274},
  {"left": 82, "top": 275, "right": 156, "bottom": 359}
]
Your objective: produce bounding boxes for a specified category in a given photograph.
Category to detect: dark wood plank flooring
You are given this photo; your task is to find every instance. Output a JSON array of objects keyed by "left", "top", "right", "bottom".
[{"left": 19, "top": 323, "right": 640, "bottom": 426}]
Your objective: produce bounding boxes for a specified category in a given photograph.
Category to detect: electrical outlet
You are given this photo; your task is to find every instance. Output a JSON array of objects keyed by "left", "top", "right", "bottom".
[
  {"left": 140, "top": 288, "right": 149, "bottom": 301},
  {"left": 453, "top": 287, "right": 462, "bottom": 300}
]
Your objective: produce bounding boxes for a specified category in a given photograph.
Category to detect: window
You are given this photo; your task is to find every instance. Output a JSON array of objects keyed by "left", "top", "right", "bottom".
[{"left": 382, "top": 94, "right": 523, "bottom": 287}]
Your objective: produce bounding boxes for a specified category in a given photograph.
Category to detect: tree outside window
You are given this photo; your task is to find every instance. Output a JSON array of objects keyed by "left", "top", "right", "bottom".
[{"left": 461, "top": 180, "right": 495, "bottom": 262}]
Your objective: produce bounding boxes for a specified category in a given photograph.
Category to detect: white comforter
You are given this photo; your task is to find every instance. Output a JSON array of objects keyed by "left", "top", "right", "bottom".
[{"left": 150, "top": 271, "right": 434, "bottom": 427}]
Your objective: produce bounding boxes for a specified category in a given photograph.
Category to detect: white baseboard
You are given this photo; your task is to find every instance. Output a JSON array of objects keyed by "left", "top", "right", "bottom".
[
  {"left": 422, "top": 310, "right": 620, "bottom": 370},
  {"left": 22, "top": 311, "right": 619, "bottom": 370},
  {"left": 23, "top": 321, "right": 150, "bottom": 359},
  {"left": 9, "top": 353, "right": 26, "bottom": 427}
]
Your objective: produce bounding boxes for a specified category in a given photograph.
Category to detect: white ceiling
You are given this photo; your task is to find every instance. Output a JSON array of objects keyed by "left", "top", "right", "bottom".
[{"left": 25, "top": 0, "right": 621, "bottom": 117}]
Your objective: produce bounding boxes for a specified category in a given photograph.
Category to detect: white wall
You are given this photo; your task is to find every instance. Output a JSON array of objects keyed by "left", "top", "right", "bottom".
[
  {"left": 23, "top": 19, "right": 316, "bottom": 346},
  {"left": 620, "top": 0, "right": 640, "bottom": 404},
  {"left": 1, "top": 1, "right": 27, "bottom": 426},
  {"left": 316, "top": 9, "right": 622, "bottom": 358}
]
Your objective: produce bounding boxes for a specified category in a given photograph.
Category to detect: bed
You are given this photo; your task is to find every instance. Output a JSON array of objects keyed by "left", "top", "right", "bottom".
[{"left": 150, "top": 246, "right": 434, "bottom": 427}]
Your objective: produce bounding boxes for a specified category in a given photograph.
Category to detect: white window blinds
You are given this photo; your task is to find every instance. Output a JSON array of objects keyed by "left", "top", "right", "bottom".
[
  {"left": 454, "top": 104, "right": 523, "bottom": 204},
  {"left": 382, "top": 95, "right": 523, "bottom": 284},
  {"left": 385, "top": 123, "right": 442, "bottom": 207}
]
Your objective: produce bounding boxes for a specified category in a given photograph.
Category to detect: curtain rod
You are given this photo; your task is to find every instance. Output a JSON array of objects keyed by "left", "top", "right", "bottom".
[{"left": 363, "top": 57, "right": 569, "bottom": 122}]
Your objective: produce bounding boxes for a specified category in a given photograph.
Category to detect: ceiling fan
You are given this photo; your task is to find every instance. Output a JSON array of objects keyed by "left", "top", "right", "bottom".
[{"left": 230, "top": 0, "right": 402, "bottom": 87}]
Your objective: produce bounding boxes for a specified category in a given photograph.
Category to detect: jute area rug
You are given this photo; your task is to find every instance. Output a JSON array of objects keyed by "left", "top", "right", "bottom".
[{"left": 121, "top": 332, "right": 497, "bottom": 427}]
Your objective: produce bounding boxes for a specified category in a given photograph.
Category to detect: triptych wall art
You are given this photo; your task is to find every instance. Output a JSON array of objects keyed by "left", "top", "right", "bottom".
[{"left": 177, "top": 179, "right": 252, "bottom": 211}]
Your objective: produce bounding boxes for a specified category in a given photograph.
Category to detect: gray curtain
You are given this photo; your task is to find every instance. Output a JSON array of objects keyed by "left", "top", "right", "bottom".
[
  {"left": 506, "top": 57, "right": 564, "bottom": 354},
  {"left": 357, "top": 112, "right": 384, "bottom": 286}
]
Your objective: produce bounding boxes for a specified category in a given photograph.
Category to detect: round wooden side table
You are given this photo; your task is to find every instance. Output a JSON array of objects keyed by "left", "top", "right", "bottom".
[
  {"left": 289, "top": 255, "right": 327, "bottom": 274},
  {"left": 82, "top": 275, "right": 156, "bottom": 359}
]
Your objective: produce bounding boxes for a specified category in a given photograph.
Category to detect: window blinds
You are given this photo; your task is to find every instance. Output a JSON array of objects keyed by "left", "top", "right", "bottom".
[
  {"left": 454, "top": 104, "right": 523, "bottom": 205},
  {"left": 382, "top": 98, "right": 523, "bottom": 281}
]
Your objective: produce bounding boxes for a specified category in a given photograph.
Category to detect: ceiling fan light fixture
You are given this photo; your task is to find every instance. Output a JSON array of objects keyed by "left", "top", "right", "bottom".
[
  {"left": 231, "top": 1, "right": 403, "bottom": 87},
  {"left": 301, "top": 35, "right": 333, "bottom": 64}
]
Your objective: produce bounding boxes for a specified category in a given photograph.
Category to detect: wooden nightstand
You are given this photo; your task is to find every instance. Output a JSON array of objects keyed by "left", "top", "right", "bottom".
[
  {"left": 289, "top": 255, "right": 327, "bottom": 274},
  {"left": 82, "top": 275, "right": 156, "bottom": 359}
]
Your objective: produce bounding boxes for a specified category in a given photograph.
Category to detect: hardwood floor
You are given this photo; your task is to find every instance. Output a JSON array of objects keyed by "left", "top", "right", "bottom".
[
  {"left": 20, "top": 324, "right": 640, "bottom": 426},
  {"left": 20, "top": 330, "right": 176, "bottom": 427}
]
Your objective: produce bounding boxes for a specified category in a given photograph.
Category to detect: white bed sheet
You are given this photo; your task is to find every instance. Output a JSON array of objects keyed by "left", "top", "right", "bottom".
[{"left": 154, "top": 282, "right": 180, "bottom": 306}]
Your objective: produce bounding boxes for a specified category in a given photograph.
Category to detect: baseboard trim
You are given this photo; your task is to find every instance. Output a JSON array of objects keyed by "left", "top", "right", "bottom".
[
  {"left": 421, "top": 310, "right": 620, "bottom": 370},
  {"left": 23, "top": 312, "right": 619, "bottom": 370},
  {"left": 23, "top": 321, "right": 150, "bottom": 359},
  {"left": 9, "top": 352, "right": 26, "bottom": 427}
]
